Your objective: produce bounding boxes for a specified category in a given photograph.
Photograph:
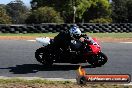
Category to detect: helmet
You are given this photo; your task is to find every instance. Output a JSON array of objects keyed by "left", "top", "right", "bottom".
[{"left": 69, "top": 24, "right": 81, "bottom": 37}]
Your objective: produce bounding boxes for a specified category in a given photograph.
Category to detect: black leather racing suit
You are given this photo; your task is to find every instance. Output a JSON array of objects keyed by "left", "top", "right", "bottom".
[
  {"left": 53, "top": 31, "right": 72, "bottom": 51},
  {"left": 53, "top": 31, "right": 87, "bottom": 51}
]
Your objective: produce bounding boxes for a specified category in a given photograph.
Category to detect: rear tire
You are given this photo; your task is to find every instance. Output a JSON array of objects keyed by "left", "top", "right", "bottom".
[{"left": 35, "top": 47, "right": 53, "bottom": 66}]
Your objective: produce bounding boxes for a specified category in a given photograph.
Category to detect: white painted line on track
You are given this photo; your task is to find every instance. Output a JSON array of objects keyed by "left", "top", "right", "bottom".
[
  {"left": 0, "top": 76, "right": 76, "bottom": 82},
  {"left": 123, "top": 83, "right": 132, "bottom": 86},
  {"left": 44, "top": 78, "right": 76, "bottom": 82},
  {"left": 27, "top": 40, "right": 36, "bottom": 42}
]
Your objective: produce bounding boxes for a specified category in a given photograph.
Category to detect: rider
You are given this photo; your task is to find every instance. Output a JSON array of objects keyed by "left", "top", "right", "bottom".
[
  {"left": 53, "top": 24, "right": 88, "bottom": 51},
  {"left": 69, "top": 24, "right": 87, "bottom": 40}
]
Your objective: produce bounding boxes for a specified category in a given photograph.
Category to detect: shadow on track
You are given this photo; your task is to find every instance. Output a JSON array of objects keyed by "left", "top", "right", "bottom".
[{"left": 0, "top": 64, "right": 95, "bottom": 74}]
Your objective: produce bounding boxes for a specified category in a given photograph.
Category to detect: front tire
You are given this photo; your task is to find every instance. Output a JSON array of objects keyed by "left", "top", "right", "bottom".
[
  {"left": 35, "top": 47, "right": 53, "bottom": 66},
  {"left": 88, "top": 52, "right": 108, "bottom": 67}
]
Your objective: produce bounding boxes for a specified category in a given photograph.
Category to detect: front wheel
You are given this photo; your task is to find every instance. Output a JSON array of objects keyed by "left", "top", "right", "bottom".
[
  {"left": 35, "top": 47, "right": 53, "bottom": 66},
  {"left": 88, "top": 52, "right": 108, "bottom": 67}
]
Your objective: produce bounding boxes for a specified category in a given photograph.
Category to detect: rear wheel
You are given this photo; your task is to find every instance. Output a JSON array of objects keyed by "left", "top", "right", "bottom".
[
  {"left": 35, "top": 47, "right": 53, "bottom": 66},
  {"left": 88, "top": 52, "right": 108, "bottom": 67}
]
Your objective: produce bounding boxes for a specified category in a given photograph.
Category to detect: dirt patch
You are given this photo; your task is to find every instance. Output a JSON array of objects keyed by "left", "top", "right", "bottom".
[
  {"left": 97, "top": 37, "right": 132, "bottom": 42},
  {"left": 0, "top": 36, "right": 132, "bottom": 42},
  {"left": 0, "top": 36, "right": 36, "bottom": 40}
]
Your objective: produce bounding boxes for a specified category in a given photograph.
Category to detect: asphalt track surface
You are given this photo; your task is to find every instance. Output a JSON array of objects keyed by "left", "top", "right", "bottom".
[{"left": 0, "top": 40, "right": 132, "bottom": 80}]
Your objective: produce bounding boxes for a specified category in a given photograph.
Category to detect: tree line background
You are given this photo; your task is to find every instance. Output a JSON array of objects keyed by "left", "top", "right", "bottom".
[{"left": 0, "top": 0, "right": 132, "bottom": 24}]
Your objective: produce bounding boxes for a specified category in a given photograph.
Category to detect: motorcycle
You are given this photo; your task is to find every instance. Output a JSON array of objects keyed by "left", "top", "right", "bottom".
[{"left": 35, "top": 36, "right": 108, "bottom": 67}]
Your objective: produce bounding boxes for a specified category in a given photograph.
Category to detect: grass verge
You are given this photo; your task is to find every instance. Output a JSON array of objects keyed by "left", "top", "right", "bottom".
[
  {"left": 0, "top": 78, "right": 131, "bottom": 88},
  {"left": 0, "top": 33, "right": 132, "bottom": 38}
]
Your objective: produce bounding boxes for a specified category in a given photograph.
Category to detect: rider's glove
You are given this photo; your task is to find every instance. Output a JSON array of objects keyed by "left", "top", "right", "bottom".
[{"left": 81, "top": 34, "right": 87, "bottom": 37}]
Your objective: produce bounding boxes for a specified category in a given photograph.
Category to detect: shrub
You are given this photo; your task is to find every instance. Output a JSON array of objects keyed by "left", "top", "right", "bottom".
[
  {"left": 89, "top": 18, "right": 112, "bottom": 23},
  {"left": 0, "top": 6, "right": 12, "bottom": 24},
  {"left": 26, "top": 7, "right": 64, "bottom": 24}
]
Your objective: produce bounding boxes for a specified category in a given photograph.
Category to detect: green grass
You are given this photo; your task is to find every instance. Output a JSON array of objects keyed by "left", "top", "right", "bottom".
[
  {"left": 0, "top": 79, "right": 131, "bottom": 88},
  {"left": 0, "top": 33, "right": 132, "bottom": 38},
  {"left": 88, "top": 33, "right": 132, "bottom": 38},
  {"left": 0, "top": 33, "right": 58, "bottom": 37}
]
